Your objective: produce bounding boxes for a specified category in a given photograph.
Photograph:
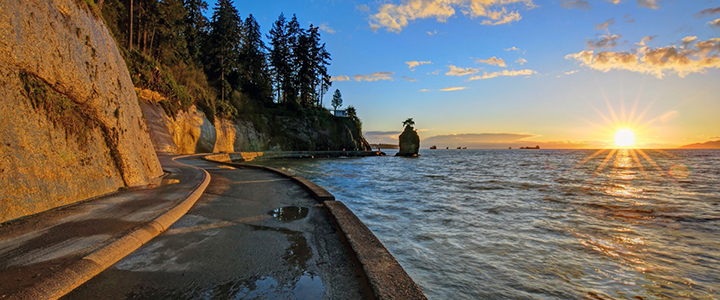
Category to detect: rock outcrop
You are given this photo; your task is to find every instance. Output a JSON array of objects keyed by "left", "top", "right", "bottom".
[
  {"left": 396, "top": 125, "right": 420, "bottom": 156},
  {"left": 0, "top": 0, "right": 163, "bottom": 222},
  {"left": 139, "top": 95, "right": 371, "bottom": 154}
]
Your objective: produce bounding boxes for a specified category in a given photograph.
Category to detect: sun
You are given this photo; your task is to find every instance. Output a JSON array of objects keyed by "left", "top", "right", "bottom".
[{"left": 614, "top": 129, "right": 636, "bottom": 147}]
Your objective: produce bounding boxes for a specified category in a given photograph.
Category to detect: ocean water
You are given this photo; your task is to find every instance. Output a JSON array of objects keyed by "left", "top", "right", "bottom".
[{"left": 250, "top": 149, "right": 720, "bottom": 299}]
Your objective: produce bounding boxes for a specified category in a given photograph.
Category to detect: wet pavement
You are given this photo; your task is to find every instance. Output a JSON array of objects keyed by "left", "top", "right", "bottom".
[
  {"left": 63, "top": 157, "right": 370, "bottom": 299},
  {"left": 0, "top": 155, "right": 206, "bottom": 298}
]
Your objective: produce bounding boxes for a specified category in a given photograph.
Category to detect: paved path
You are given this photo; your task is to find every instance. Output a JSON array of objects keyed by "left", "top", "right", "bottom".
[
  {"left": 63, "top": 157, "right": 370, "bottom": 299},
  {"left": 0, "top": 156, "right": 207, "bottom": 299}
]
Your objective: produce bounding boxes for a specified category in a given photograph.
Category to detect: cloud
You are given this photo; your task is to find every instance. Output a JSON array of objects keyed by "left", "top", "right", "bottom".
[
  {"left": 368, "top": 0, "right": 536, "bottom": 33},
  {"left": 402, "top": 75, "right": 418, "bottom": 82},
  {"left": 595, "top": 18, "right": 615, "bottom": 31},
  {"left": 516, "top": 58, "right": 527, "bottom": 65},
  {"left": 439, "top": 86, "right": 468, "bottom": 91},
  {"left": 476, "top": 56, "right": 507, "bottom": 67},
  {"left": 319, "top": 23, "right": 336, "bottom": 34},
  {"left": 424, "top": 133, "right": 607, "bottom": 148},
  {"left": 586, "top": 34, "right": 622, "bottom": 49},
  {"left": 682, "top": 36, "right": 697, "bottom": 47},
  {"left": 445, "top": 65, "right": 480, "bottom": 76},
  {"left": 710, "top": 18, "right": 720, "bottom": 27},
  {"left": 565, "top": 37, "right": 720, "bottom": 78},
  {"left": 352, "top": 72, "right": 395, "bottom": 81},
  {"left": 331, "top": 75, "right": 350, "bottom": 82},
  {"left": 428, "top": 69, "right": 441, "bottom": 75},
  {"left": 565, "top": 70, "right": 579, "bottom": 75},
  {"left": 696, "top": 7, "right": 720, "bottom": 18},
  {"left": 637, "top": 0, "right": 658, "bottom": 9},
  {"left": 605, "top": 0, "right": 620, "bottom": 4},
  {"left": 427, "top": 30, "right": 438, "bottom": 35},
  {"left": 561, "top": 0, "right": 591, "bottom": 10},
  {"left": 468, "top": 69, "right": 537, "bottom": 80},
  {"left": 406, "top": 60, "right": 432, "bottom": 69},
  {"left": 420, "top": 88, "right": 433, "bottom": 92},
  {"left": 505, "top": 46, "right": 521, "bottom": 51},
  {"left": 636, "top": 35, "right": 656, "bottom": 46},
  {"left": 356, "top": 4, "right": 370, "bottom": 12},
  {"left": 480, "top": 9, "right": 521, "bottom": 26}
]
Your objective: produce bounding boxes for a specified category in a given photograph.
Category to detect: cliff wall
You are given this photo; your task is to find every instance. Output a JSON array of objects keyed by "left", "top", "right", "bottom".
[
  {"left": 137, "top": 90, "right": 370, "bottom": 154},
  {"left": 0, "top": 0, "right": 163, "bottom": 222}
]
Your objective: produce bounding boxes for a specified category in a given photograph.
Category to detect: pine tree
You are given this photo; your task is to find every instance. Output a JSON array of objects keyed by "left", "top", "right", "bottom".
[
  {"left": 284, "top": 14, "right": 302, "bottom": 104},
  {"left": 239, "top": 14, "right": 273, "bottom": 103},
  {"left": 204, "top": 0, "right": 242, "bottom": 111},
  {"left": 183, "top": 0, "right": 209, "bottom": 65},
  {"left": 332, "top": 89, "right": 343, "bottom": 114},
  {"left": 267, "top": 13, "right": 291, "bottom": 104}
]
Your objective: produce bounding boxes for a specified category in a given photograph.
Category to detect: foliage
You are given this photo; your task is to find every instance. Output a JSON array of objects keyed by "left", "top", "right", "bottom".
[
  {"left": 331, "top": 89, "right": 343, "bottom": 112},
  {"left": 403, "top": 118, "right": 415, "bottom": 128}
]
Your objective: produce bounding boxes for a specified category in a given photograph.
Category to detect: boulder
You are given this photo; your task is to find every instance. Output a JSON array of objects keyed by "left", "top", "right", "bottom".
[{"left": 396, "top": 126, "right": 420, "bottom": 156}]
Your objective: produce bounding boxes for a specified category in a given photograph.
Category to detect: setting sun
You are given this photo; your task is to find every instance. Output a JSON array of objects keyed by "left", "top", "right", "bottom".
[{"left": 614, "top": 129, "right": 636, "bottom": 147}]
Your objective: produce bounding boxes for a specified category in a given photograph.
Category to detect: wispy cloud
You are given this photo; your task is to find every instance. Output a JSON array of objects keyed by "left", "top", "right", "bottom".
[
  {"left": 566, "top": 37, "right": 720, "bottom": 78},
  {"left": 637, "top": 0, "right": 659, "bottom": 9},
  {"left": 331, "top": 75, "right": 350, "bottom": 82},
  {"left": 468, "top": 69, "right": 537, "bottom": 80},
  {"left": 476, "top": 57, "right": 507, "bottom": 67},
  {"left": 369, "top": 0, "right": 536, "bottom": 33},
  {"left": 420, "top": 88, "right": 433, "bottom": 92},
  {"left": 565, "top": 70, "right": 579, "bottom": 75},
  {"left": 356, "top": 4, "right": 370, "bottom": 12},
  {"left": 595, "top": 18, "right": 614, "bottom": 31},
  {"left": 710, "top": 18, "right": 720, "bottom": 27},
  {"left": 586, "top": 34, "right": 622, "bottom": 49},
  {"left": 427, "top": 30, "right": 438, "bottom": 35},
  {"left": 560, "top": 0, "right": 591, "bottom": 10},
  {"left": 636, "top": 35, "right": 656, "bottom": 46},
  {"left": 319, "top": 23, "right": 336, "bottom": 34},
  {"left": 352, "top": 72, "right": 395, "bottom": 82},
  {"left": 406, "top": 60, "right": 432, "bottom": 70},
  {"left": 424, "top": 133, "right": 606, "bottom": 149},
  {"left": 516, "top": 58, "right": 527, "bottom": 65},
  {"left": 446, "top": 65, "right": 480, "bottom": 76},
  {"left": 505, "top": 46, "right": 521, "bottom": 52},
  {"left": 402, "top": 75, "right": 418, "bottom": 82},
  {"left": 695, "top": 7, "right": 720, "bottom": 18},
  {"left": 440, "top": 87, "right": 468, "bottom": 91},
  {"left": 364, "top": 131, "right": 402, "bottom": 144}
]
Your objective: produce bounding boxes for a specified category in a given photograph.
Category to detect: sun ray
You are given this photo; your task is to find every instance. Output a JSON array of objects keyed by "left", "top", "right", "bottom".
[
  {"left": 635, "top": 149, "right": 665, "bottom": 175},
  {"left": 628, "top": 149, "right": 648, "bottom": 179},
  {"left": 604, "top": 97, "right": 621, "bottom": 126},
  {"left": 592, "top": 149, "right": 618, "bottom": 180},
  {"left": 570, "top": 149, "right": 609, "bottom": 172}
]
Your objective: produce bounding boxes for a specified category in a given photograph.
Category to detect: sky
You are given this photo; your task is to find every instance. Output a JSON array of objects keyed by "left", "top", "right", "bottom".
[{"left": 210, "top": 0, "right": 720, "bottom": 149}]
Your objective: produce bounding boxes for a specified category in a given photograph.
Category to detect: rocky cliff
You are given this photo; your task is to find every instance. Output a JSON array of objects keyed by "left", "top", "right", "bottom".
[
  {"left": 0, "top": 0, "right": 163, "bottom": 222},
  {"left": 137, "top": 89, "right": 370, "bottom": 154},
  {"left": 397, "top": 125, "right": 420, "bottom": 156}
]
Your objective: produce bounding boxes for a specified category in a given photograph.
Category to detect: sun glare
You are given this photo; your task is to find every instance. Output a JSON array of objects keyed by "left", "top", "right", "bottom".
[{"left": 614, "top": 129, "right": 636, "bottom": 148}]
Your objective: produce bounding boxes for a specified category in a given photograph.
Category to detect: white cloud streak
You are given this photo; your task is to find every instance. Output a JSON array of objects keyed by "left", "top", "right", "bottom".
[
  {"left": 468, "top": 69, "right": 537, "bottom": 80},
  {"left": 406, "top": 60, "right": 432, "bottom": 69},
  {"left": 446, "top": 65, "right": 480, "bottom": 76},
  {"left": 476, "top": 56, "right": 507, "bottom": 67}
]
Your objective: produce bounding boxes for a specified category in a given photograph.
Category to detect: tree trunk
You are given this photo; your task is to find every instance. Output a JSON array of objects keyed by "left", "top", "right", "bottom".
[{"left": 128, "top": 0, "right": 133, "bottom": 50}]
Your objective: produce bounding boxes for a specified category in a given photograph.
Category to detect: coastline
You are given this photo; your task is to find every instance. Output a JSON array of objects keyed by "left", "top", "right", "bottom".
[{"left": 202, "top": 153, "right": 426, "bottom": 300}]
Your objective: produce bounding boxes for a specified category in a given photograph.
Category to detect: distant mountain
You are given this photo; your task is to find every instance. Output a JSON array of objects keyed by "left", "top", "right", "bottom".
[{"left": 678, "top": 140, "right": 720, "bottom": 149}]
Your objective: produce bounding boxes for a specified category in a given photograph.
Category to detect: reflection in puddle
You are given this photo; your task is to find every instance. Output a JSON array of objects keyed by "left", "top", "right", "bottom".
[{"left": 269, "top": 206, "right": 309, "bottom": 222}]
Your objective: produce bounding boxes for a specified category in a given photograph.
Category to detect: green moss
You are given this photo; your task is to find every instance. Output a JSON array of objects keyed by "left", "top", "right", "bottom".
[{"left": 19, "top": 70, "right": 97, "bottom": 147}]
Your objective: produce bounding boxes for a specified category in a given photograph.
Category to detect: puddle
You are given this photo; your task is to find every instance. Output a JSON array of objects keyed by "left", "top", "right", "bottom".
[{"left": 268, "top": 206, "right": 309, "bottom": 222}]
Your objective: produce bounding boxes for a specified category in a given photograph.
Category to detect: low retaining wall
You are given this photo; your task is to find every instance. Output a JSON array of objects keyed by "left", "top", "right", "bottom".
[
  {"left": 204, "top": 150, "right": 384, "bottom": 163},
  {"left": 201, "top": 154, "right": 426, "bottom": 300}
]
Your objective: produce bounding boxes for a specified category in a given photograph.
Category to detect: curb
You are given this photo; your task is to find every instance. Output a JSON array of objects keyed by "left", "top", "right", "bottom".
[
  {"left": 202, "top": 154, "right": 426, "bottom": 299},
  {"left": 9, "top": 156, "right": 211, "bottom": 300}
]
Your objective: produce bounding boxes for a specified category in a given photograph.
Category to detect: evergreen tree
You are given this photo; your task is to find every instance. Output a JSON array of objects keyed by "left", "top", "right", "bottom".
[
  {"left": 239, "top": 14, "right": 272, "bottom": 104},
  {"left": 331, "top": 89, "right": 343, "bottom": 114},
  {"left": 284, "top": 14, "right": 302, "bottom": 104},
  {"left": 155, "top": 0, "right": 188, "bottom": 65},
  {"left": 183, "top": 0, "right": 209, "bottom": 65},
  {"left": 267, "top": 13, "right": 291, "bottom": 103},
  {"left": 204, "top": 0, "right": 242, "bottom": 111}
]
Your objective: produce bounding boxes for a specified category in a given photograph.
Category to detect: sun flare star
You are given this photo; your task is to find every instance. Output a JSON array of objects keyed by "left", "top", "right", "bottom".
[{"left": 614, "top": 129, "right": 636, "bottom": 148}]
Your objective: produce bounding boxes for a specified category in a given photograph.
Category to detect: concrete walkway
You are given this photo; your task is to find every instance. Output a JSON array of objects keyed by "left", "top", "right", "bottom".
[
  {"left": 62, "top": 157, "right": 371, "bottom": 299},
  {"left": 0, "top": 156, "right": 209, "bottom": 299}
]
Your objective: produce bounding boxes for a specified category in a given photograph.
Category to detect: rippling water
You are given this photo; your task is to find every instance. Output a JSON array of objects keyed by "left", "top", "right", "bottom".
[{"left": 251, "top": 149, "right": 720, "bottom": 299}]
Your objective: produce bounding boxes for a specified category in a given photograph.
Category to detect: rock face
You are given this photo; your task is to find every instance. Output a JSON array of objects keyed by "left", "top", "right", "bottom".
[
  {"left": 396, "top": 125, "right": 420, "bottom": 156},
  {"left": 0, "top": 0, "right": 163, "bottom": 222},
  {"left": 139, "top": 98, "right": 371, "bottom": 154}
]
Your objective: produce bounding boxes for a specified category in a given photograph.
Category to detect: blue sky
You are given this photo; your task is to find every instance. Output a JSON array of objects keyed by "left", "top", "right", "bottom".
[{"left": 211, "top": 0, "right": 720, "bottom": 148}]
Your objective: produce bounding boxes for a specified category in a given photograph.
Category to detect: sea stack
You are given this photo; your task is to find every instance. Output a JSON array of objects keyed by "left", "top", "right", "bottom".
[{"left": 396, "top": 118, "right": 420, "bottom": 156}]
